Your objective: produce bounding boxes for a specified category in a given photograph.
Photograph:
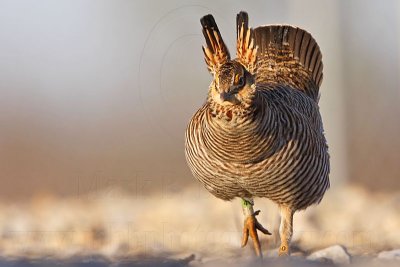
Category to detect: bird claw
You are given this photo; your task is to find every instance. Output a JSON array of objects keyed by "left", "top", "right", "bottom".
[
  {"left": 241, "top": 210, "right": 271, "bottom": 257},
  {"left": 252, "top": 210, "right": 272, "bottom": 235}
]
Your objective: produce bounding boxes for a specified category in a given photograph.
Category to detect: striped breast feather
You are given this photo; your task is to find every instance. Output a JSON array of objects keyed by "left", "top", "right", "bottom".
[{"left": 252, "top": 24, "right": 323, "bottom": 101}]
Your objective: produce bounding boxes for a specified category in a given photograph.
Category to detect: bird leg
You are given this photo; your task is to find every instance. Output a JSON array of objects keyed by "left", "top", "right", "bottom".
[
  {"left": 241, "top": 198, "right": 271, "bottom": 257},
  {"left": 278, "top": 205, "right": 294, "bottom": 256}
]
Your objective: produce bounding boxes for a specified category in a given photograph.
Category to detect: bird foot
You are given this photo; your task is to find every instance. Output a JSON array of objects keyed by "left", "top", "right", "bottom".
[{"left": 241, "top": 210, "right": 272, "bottom": 257}]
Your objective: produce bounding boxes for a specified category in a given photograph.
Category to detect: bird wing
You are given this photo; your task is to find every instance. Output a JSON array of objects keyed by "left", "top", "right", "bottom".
[{"left": 200, "top": 15, "right": 230, "bottom": 75}]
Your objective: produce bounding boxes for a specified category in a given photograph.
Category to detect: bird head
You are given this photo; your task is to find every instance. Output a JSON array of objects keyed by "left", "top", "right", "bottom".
[{"left": 209, "top": 61, "right": 255, "bottom": 106}]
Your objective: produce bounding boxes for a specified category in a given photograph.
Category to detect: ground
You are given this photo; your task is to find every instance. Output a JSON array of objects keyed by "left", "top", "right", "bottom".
[{"left": 0, "top": 184, "right": 398, "bottom": 266}]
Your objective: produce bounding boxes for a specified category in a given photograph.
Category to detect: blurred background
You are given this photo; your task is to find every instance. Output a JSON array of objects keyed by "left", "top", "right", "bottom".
[{"left": 0, "top": 0, "right": 399, "bottom": 263}]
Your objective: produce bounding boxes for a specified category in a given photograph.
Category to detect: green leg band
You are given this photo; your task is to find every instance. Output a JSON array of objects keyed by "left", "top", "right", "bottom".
[
  {"left": 241, "top": 198, "right": 255, "bottom": 217},
  {"left": 241, "top": 198, "right": 253, "bottom": 208}
]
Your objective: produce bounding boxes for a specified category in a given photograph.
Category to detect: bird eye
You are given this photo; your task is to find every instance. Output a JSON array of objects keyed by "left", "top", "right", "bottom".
[
  {"left": 234, "top": 74, "right": 244, "bottom": 86},
  {"left": 234, "top": 74, "right": 240, "bottom": 84}
]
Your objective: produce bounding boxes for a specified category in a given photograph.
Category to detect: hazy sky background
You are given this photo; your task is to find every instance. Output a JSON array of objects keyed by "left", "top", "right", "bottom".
[{"left": 0, "top": 0, "right": 399, "bottom": 200}]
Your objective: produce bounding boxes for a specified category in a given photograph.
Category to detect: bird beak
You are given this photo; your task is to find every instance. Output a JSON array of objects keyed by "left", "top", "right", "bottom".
[
  {"left": 219, "top": 92, "right": 230, "bottom": 102},
  {"left": 219, "top": 91, "right": 239, "bottom": 105}
]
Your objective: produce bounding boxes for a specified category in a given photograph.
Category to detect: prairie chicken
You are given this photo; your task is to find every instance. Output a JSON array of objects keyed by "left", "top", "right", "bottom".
[{"left": 185, "top": 12, "right": 330, "bottom": 257}]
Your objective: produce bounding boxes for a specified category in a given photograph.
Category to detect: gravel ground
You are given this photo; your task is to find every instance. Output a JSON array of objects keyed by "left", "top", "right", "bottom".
[{"left": 0, "top": 184, "right": 398, "bottom": 266}]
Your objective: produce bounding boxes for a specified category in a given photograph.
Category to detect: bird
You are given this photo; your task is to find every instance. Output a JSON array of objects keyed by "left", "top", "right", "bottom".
[{"left": 184, "top": 11, "right": 330, "bottom": 257}]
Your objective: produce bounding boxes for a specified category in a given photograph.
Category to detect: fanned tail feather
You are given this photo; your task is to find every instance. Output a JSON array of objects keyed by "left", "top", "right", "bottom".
[{"left": 253, "top": 24, "right": 323, "bottom": 101}]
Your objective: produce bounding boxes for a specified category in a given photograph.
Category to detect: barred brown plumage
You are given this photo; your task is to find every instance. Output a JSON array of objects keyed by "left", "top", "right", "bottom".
[{"left": 185, "top": 11, "right": 330, "bottom": 257}]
